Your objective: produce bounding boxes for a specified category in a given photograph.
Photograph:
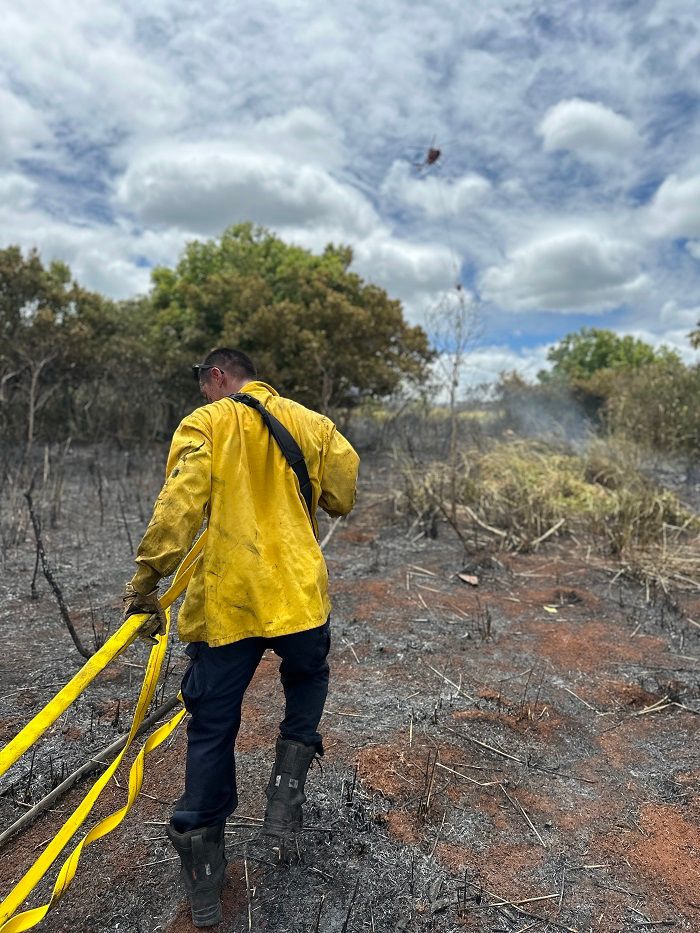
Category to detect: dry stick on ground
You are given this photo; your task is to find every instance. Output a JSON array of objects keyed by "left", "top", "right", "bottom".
[
  {"left": 499, "top": 783, "right": 547, "bottom": 848},
  {"left": 461, "top": 879, "right": 580, "bottom": 932},
  {"left": 462, "top": 505, "right": 508, "bottom": 541},
  {"left": 422, "top": 660, "right": 477, "bottom": 703},
  {"left": 313, "top": 896, "right": 324, "bottom": 933},
  {"left": 116, "top": 492, "right": 134, "bottom": 556},
  {"left": 340, "top": 876, "right": 361, "bottom": 933},
  {"left": 530, "top": 517, "right": 566, "bottom": 550},
  {"left": 0, "top": 694, "right": 182, "bottom": 850},
  {"left": 25, "top": 487, "right": 92, "bottom": 660},
  {"left": 243, "top": 857, "right": 253, "bottom": 932},
  {"left": 320, "top": 515, "right": 343, "bottom": 550},
  {"left": 443, "top": 725, "right": 598, "bottom": 785}
]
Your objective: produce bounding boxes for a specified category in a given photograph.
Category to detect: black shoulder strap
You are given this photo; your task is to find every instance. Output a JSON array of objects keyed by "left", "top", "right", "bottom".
[{"left": 229, "top": 393, "right": 314, "bottom": 525}]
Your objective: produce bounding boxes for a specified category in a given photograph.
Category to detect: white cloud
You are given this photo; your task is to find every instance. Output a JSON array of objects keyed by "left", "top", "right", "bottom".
[
  {"left": 0, "top": 173, "right": 38, "bottom": 210},
  {"left": 481, "top": 230, "right": 649, "bottom": 312},
  {"left": 538, "top": 98, "right": 638, "bottom": 158},
  {"left": 617, "top": 325, "right": 697, "bottom": 364},
  {"left": 249, "top": 107, "right": 347, "bottom": 171},
  {"left": 659, "top": 300, "right": 700, "bottom": 330},
  {"left": 0, "top": 196, "right": 188, "bottom": 298},
  {"left": 0, "top": 88, "right": 50, "bottom": 164},
  {"left": 352, "top": 233, "right": 457, "bottom": 305},
  {"left": 0, "top": 0, "right": 698, "bottom": 356},
  {"left": 0, "top": 4, "right": 185, "bottom": 152},
  {"left": 433, "top": 341, "right": 553, "bottom": 395},
  {"left": 117, "top": 143, "right": 378, "bottom": 238},
  {"left": 381, "top": 160, "right": 491, "bottom": 219},
  {"left": 648, "top": 174, "right": 700, "bottom": 239}
]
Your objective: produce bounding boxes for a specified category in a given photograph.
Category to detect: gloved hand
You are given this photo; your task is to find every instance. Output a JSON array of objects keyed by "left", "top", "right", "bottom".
[{"left": 122, "top": 583, "right": 167, "bottom": 644}]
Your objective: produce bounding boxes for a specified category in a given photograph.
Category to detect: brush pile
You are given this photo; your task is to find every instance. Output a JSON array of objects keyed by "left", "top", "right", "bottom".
[{"left": 401, "top": 438, "right": 698, "bottom": 564}]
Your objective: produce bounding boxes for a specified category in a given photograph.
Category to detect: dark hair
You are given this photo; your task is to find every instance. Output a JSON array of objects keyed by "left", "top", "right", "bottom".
[{"left": 203, "top": 347, "right": 257, "bottom": 382}]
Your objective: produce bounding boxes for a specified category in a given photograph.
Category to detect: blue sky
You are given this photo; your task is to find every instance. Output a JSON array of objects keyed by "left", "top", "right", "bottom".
[{"left": 1, "top": 0, "right": 700, "bottom": 385}]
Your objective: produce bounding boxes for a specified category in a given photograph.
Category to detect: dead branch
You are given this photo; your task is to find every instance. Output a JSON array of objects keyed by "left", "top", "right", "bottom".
[
  {"left": 25, "top": 486, "right": 92, "bottom": 659},
  {"left": 320, "top": 515, "right": 343, "bottom": 550},
  {"left": 462, "top": 505, "right": 508, "bottom": 540},
  {"left": 530, "top": 517, "right": 566, "bottom": 549},
  {"left": 0, "top": 694, "right": 182, "bottom": 850}
]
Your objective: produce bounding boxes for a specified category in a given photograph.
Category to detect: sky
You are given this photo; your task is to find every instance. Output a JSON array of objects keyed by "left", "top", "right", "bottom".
[{"left": 2, "top": 0, "right": 700, "bottom": 387}]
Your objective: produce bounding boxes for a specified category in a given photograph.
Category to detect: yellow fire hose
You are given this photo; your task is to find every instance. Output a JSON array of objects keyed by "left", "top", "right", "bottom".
[{"left": 0, "top": 532, "right": 207, "bottom": 930}]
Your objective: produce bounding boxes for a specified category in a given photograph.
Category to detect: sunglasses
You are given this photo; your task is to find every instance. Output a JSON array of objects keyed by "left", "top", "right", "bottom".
[{"left": 191, "top": 364, "right": 220, "bottom": 382}]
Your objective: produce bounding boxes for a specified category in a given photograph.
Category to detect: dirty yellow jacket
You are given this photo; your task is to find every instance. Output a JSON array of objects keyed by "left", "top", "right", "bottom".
[{"left": 131, "top": 381, "right": 359, "bottom": 646}]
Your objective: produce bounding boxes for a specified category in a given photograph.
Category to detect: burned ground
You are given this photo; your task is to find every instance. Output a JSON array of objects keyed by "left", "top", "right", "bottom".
[{"left": 0, "top": 450, "right": 698, "bottom": 932}]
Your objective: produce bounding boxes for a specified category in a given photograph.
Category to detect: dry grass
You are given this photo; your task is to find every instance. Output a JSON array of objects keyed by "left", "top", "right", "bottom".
[{"left": 400, "top": 438, "right": 699, "bottom": 562}]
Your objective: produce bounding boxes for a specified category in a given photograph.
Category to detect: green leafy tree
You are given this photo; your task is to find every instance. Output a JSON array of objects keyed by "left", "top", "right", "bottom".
[
  {"left": 602, "top": 355, "right": 700, "bottom": 467},
  {"left": 539, "top": 328, "right": 667, "bottom": 382},
  {"left": 149, "top": 223, "right": 434, "bottom": 413},
  {"left": 0, "top": 246, "right": 86, "bottom": 449}
]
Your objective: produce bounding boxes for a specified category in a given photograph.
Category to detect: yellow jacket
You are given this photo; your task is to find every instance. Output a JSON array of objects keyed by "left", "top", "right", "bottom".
[{"left": 131, "top": 381, "right": 359, "bottom": 646}]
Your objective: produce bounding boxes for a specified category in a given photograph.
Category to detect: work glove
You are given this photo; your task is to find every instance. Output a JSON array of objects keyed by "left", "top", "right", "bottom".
[{"left": 122, "top": 583, "right": 167, "bottom": 644}]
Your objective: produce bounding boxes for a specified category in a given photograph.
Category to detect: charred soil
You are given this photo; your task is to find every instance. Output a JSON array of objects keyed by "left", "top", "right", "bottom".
[{"left": 0, "top": 450, "right": 698, "bottom": 932}]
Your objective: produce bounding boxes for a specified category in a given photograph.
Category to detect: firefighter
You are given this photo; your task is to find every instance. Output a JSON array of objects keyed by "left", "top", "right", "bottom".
[{"left": 122, "top": 348, "right": 359, "bottom": 926}]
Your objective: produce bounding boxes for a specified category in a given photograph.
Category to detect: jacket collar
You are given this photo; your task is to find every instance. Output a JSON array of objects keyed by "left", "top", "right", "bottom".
[{"left": 238, "top": 380, "right": 279, "bottom": 400}]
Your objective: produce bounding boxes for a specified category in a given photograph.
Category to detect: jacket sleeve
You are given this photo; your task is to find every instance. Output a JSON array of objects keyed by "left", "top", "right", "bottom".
[
  {"left": 130, "top": 413, "right": 212, "bottom": 593},
  {"left": 318, "top": 423, "right": 360, "bottom": 518}
]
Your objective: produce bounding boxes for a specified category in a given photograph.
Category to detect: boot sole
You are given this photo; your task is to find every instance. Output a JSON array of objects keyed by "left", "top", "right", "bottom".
[{"left": 191, "top": 901, "right": 223, "bottom": 927}]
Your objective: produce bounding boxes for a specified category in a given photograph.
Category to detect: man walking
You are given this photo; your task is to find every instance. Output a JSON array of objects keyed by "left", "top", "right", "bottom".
[{"left": 122, "top": 348, "right": 359, "bottom": 926}]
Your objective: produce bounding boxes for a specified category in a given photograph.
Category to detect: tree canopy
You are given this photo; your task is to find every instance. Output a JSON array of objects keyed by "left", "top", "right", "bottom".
[
  {"left": 149, "top": 223, "right": 434, "bottom": 412},
  {"left": 0, "top": 228, "right": 434, "bottom": 446},
  {"left": 539, "top": 327, "right": 676, "bottom": 382}
]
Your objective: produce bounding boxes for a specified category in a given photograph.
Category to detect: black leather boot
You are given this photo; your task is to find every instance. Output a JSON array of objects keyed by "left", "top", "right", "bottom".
[
  {"left": 166, "top": 821, "right": 227, "bottom": 927},
  {"left": 262, "top": 738, "right": 318, "bottom": 839}
]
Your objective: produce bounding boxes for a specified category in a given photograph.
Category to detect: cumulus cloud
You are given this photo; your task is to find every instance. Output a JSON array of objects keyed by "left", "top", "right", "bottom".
[
  {"left": 687, "top": 241, "right": 700, "bottom": 261},
  {"left": 0, "top": 173, "right": 38, "bottom": 210},
  {"left": 248, "top": 107, "right": 347, "bottom": 171},
  {"left": 352, "top": 233, "right": 457, "bottom": 304},
  {"left": 0, "top": 0, "right": 698, "bottom": 363},
  {"left": 481, "top": 230, "right": 649, "bottom": 312},
  {"left": 648, "top": 173, "right": 700, "bottom": 239},
  {"left": 117, "top": 143, "right": 378, "bottom": 238},
  {"left": 432, "top": 342, "right": 553, "bottom": 397},
  {"left": 538, "top": 98, "right": 638, "bottom": 158},
  {"left": 0, "top": 88, "right": 50, "bottom": 164},
  {"left": 381, "top": 160, "right": 491, "bottom": 219}
]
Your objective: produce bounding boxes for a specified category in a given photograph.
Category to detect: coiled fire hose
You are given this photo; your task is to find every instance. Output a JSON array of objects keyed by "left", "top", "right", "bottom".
[{"left": 0, "top": 533, "right": 207, "bottom": 931}]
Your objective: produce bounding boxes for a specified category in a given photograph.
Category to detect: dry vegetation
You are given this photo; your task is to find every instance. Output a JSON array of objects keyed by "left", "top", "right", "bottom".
[
  {"left": 400, "top": 435, "right": 700, "bottom": 593},
  {"left": 0, "top": 401, "right": 698, "bottom": 933}
]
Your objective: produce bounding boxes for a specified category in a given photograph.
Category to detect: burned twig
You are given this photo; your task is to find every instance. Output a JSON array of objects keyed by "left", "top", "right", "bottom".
[
  {"left": 25, "top": 486, "right": 92, "bottom": 659},
  {"left": 499, "top": 783, "right": 547, "bottom": 848},
  {"left": 0, "top": 694, "right": 182, "bottom": 850},
  {"left": 422, "top": 659, "right": 476, "bottom": 702},
  {"left": 340, "top": 876, "right": 361, "bottom": 933}
]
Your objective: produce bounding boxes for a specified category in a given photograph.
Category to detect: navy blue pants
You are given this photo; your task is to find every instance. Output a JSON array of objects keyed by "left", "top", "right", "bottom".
[{"left": 171, "top": 620, "right": 331, "bottom": 832}]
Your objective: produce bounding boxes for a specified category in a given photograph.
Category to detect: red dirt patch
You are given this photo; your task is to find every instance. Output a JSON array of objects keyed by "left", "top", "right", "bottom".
[
  {"left": 453, "top": 704, "right": 566, "bottom": 739},
  {"left": 589, "top": 678, "right": 661, "bottom": 710},
  {"left": 357, "top": 742, "right": 422, "bottom": 798},
  {"left": 384, "top": 810, "right": 423, "bottom": 845},
  {"left": 599, "top": 803, "right": 700, "bottom": 926},
  {"left": 436, "top": 840, "right": 545, "bottom": 894},
  {"left": 523, "top": 619, "right": 666, "bottom": 672}
]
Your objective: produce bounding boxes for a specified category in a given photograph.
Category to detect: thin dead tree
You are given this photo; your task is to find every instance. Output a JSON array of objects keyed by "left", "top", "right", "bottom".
[
  {"left": 427, "top": 287, "right": 481, "bottom": 524},
  {"left": 25, "top": 485, "right": 93, "bottom": 659}
]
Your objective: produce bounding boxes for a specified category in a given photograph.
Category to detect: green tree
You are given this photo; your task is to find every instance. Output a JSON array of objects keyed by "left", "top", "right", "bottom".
[
  {"left": 539, "top": 328, "right": 669, "bottom": 382},
  {"left": 602, "top": 355, "right": 700, "bottom": 467},
  {"left": 0, "top": 246, "right": 84, "bottom": 450},
  {"left": 149, "top": 223, "right": 434, "bottom": 414},
  {"left": 0, "top": 246, "right": 162, "bottom": 447}
]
